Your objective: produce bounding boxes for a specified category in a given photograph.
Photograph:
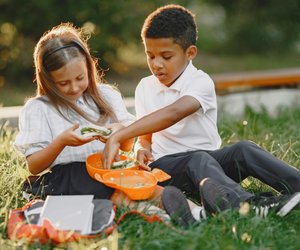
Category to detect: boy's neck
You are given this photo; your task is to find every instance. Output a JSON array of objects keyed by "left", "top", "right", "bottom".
[{"left": 164, "top": 60, "right": 191, "bottom": 87}]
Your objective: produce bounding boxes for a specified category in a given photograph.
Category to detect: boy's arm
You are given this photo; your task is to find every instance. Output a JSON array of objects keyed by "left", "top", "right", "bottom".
[
  {"left": 102, "top": 95, "right": 200, "bottom": 168},
  {"left": 135, "top": 134, "right": 153, "bottom": 169}
]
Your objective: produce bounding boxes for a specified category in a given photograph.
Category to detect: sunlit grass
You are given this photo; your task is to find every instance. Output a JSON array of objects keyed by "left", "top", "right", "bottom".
[{"left": 0, "top": 106, "right": 299, "bottom": 249}]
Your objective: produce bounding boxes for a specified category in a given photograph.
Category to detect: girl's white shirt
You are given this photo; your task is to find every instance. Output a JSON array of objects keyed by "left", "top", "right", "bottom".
[{"left": 14, "top": 84, "right": 135, "bottom": 168}]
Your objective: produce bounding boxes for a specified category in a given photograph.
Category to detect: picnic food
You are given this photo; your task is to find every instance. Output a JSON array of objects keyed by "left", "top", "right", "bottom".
[
  {"left": 111, "top": 159, "right": 139, "bottom": 169},
  {"left": 80, "top": 125, "right": 112, "bottom": 138},
  {"left": 86, "top": 153, "right": 140, "bottom": 176}
]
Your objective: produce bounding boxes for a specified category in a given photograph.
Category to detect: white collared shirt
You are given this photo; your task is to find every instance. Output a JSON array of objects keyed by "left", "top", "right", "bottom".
[
  {"left": 14, "top": 84, "right": 135, "bottom": 167},
  {"left": 135, "top": 61, "right": 221, "bottom": 160}
]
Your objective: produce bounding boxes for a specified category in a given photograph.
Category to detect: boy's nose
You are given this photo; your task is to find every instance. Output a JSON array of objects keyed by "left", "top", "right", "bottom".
[{"left": 152, "top": 59, "right": 163, "bottom": 69}]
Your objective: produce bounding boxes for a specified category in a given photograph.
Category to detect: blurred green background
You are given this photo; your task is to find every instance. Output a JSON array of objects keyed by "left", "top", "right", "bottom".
[{"left": 1, "top": 0, "right": 300, "bottom": 106}]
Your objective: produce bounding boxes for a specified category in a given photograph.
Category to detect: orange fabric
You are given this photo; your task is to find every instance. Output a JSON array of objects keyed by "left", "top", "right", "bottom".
[
  {"left": 117, "top": 210, "right": 164, "bottom": 224},
  {"left": 8, "top": 208, "right": 49, "bottom": 244},
  {"left": 8, "top": 200, "right": 165, "bottom": 244},
  {"left": 7, "top": 201, "right": 115, "bottom": 244},
  {"left": 111, "top": 185, "right": 164, "bottom": 208}
]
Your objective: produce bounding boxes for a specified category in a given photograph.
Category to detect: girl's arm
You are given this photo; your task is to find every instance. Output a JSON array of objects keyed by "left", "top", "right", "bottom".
[
  {"left": 27, "top": 123, "right": 94, "bottom": 175},
  {"left": 102, "top": 95, "right": 200, "bottom": 168}
]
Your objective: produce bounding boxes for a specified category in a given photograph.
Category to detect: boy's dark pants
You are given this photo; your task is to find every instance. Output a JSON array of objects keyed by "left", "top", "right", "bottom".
[{"left": 150, "top": 140, "right": 300, "bottom": 201}]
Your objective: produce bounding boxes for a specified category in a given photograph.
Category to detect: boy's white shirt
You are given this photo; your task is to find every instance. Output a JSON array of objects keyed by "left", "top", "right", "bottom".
[
  {"left": 135, "top": 61, "right": 222, "bottom": 160},
  {"left": 14, "top": 84, "right": 135, "bottom": 167}
]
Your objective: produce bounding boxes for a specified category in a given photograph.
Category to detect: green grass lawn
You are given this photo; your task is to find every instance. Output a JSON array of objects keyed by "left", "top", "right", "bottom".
[{"left": 0, "top": 106, "right": 299, "bottom": 249}]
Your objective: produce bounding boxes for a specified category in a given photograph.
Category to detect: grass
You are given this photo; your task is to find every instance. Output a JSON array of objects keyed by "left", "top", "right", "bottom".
[{"left": 0, "top": 106, "right": 299, "bottom": 249}]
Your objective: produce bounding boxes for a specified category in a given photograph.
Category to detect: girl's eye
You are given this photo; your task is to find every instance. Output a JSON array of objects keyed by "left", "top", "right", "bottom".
[
  {"left": 77, "top": 75, "right": 84, "bottom": 81},
  {"left": 163, "top": 56, "right": 172, "bottom": 60},
  {"left": 58, "top": 82, "right": 68, "bottom": 86}
]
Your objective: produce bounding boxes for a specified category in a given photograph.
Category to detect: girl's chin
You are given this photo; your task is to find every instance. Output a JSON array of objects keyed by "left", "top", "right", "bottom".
[{"left": 65, "top": 93, "right": 82, "bottom": 100}]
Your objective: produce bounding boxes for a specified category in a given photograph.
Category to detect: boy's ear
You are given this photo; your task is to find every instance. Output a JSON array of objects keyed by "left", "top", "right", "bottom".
[{"left": 186, "top": 45, "right": 197, "bottom": 60}]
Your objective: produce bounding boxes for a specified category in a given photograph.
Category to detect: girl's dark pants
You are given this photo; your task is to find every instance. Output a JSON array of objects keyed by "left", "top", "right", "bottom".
[
  {"left": 149, "top": 140, "right": 300, "bottom": 201},
  {"left": 24, "top": 162, "right": 114, "bottom": 199}
]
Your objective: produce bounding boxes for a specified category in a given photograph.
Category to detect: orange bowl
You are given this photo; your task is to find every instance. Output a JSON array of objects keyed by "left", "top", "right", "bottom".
[
  {"left": 101, "top": 170, "right": 157, "bottom": 200},
  {"left": 86, "top": 153, "right": 139, "bottom": 179}
]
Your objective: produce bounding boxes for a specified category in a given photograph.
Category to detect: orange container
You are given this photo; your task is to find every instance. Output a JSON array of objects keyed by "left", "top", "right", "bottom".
[
  {"left": 86, "top": 153, "right": 171, "bottom": 200},
  {"left": 100, "top": 170, "right": 170, "bottom": 200},
  {"left": 86, "top": 153, "right": 139, "bottom": 179}
]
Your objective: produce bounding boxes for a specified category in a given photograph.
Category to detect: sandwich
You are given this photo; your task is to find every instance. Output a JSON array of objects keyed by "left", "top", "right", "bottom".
[
  {"left": 80, "top": 124, "right": 112, "bottom": 138},
  {"left": 111, "top": 159, "right": 138, "bottom": 169}
]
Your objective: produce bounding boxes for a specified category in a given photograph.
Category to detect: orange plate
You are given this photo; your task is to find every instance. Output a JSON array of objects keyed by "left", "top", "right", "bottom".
[
  {"left": 101, "top": 170, "right": 158, "bottom": 200},
  {"left": 86, "top": 153, "right": 139, "bottom": 178}
]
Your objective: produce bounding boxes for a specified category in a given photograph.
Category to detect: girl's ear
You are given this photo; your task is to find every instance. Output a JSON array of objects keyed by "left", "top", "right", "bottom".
[{"left": 186, "top": 45, "right": 197, "bottom": 60}]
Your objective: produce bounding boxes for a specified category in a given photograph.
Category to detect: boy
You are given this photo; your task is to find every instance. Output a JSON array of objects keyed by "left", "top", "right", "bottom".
[{"left": 102, "top": 4, "right": 300, "bottom": 222}]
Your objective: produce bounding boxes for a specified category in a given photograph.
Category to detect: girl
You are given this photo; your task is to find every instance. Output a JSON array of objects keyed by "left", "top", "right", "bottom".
[{"left": 14, "top": 23, "right": 135, "bottom": 199}]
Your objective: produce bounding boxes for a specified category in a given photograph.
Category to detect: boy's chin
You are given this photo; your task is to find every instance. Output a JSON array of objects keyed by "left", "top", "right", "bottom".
[
  {"left": 160, "top": 81, "right": 174, "bottom": 87},
  {"left": 157, "top": 78, "right": 173, "bottom": 87}
]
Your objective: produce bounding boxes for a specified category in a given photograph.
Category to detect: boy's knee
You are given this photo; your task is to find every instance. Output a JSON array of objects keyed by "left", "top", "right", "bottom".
[
  {"left": 185, "top": 151, "right": 213, "bottom": 171},
  {"left": 232, "top": 141, "right": 261, "bottom": 160},
  {"left": 235, "top": 140, "right": 257, "bottom": 151},
  {"left": 189, "top": 151, "right": 211, "bottom": 162}
]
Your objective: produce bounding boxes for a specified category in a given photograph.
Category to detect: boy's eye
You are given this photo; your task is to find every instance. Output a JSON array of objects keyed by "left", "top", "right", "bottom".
[{"left": 163, "top": 56, "right": 172, "bottom": 60}]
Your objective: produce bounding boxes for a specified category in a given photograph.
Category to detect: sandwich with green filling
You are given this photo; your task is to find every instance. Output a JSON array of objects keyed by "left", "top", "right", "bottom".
[
  {"left": 81, "top": 124, "right": 112, "bottom": 138},
  {"left": 111, "top": 159, "right": 139, "bottom": 169}
]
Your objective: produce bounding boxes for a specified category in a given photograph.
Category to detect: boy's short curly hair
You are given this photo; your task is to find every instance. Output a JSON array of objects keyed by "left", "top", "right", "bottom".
[{"left": 141, "top": 4, "right": 198, "bottom": 51}]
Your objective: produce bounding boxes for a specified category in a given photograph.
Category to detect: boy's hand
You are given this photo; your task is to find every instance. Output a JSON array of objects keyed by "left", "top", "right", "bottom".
[
  {"left": 106, "top": 123, "right": 126, "bottom": 133},
  {"left": 97, "top": 123, "right": 126, "bottom": 143},
  {"left": 57, "top": 123, "right": 95, "bottom": 147},
  {"left": 136, "top": 148, "right": 153, "bottom": 171},
  {"left": 102, "top": 134, "right": 121, "bottom": 169}
]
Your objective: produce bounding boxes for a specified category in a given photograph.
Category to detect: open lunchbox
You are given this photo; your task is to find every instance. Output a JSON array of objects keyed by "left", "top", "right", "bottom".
[{"left": 86, "top": 153, "right": 171, "bottom": 200}]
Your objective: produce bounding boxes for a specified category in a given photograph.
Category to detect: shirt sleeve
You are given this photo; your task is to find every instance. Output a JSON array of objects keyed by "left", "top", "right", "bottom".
[
  {"left": 134, "top": 79, "right": 147, "bottom": 119},
  {"left": 14, "top": 99, "right": 52, "bottom": 157},
  {"left": 182, "top": 73, "right": 217, "bottom": 114},
  {"left": 99, "top": 84, "right": 136, "bottom": 125}
]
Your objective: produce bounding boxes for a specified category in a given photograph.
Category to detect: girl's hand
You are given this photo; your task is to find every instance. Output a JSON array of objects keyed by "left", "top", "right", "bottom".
[
  {"left": 136, "top": 148, "right": 153, "bottom": 171},
  {"left": 58, "top": 123, "right": 95, "bottom": 147}
]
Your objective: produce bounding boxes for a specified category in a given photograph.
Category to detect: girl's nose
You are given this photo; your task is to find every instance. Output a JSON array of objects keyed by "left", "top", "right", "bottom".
[{"left": 69, "top": 83, "right": 79, "bottom": 93}]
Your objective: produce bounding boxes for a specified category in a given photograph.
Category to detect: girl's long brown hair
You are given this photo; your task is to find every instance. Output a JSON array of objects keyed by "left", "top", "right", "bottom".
[{"left": 33, "top": 22, "right": 117, "bottom": 124}]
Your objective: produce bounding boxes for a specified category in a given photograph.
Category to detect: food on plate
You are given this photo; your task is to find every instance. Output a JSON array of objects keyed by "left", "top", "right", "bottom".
[{"left": 111, "top": 159, "right": 139, "bottom": 169}]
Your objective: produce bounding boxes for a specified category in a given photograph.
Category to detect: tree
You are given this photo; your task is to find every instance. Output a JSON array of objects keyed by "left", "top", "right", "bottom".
[
  {"left": 203, "top": 0, "right": 300, "bottom": 54},
  {"left": 0, "top": 0, "right": 190, "bottom": 85}
]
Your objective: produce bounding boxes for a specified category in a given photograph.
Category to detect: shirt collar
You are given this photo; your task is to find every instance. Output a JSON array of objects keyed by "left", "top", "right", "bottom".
[
  {"left": 76, "top": 95, "right": 85, "bottom": 105},
  {"left": 155, "top": 61, "right": 197, "bottom": 93}
]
